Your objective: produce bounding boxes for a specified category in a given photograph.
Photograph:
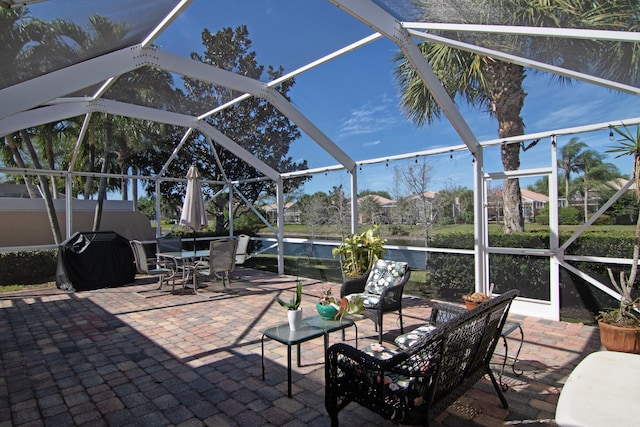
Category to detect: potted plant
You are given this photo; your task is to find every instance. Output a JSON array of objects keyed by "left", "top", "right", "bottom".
[
  {"left": 317, "top": 287, "right": 339, "bottom": 320},
  {"left": 334, "top": 294, "right": 365, "bottom": 321},
  {"left": 332, "top": 225, "right": 387, "bottom": 279},
  {"left": 462, "top": 283, "right": 494, "bottom": 309},
  {"left": 598, "top": 124, "right": 640, "bottom": 353},
  {"left": 462, "top": 292, "right": 490, "bottom": 310},
  {"left": 275, "top": 281, "right": 303, "bottom": 331},
  {"left": 316, "top": 287, "right": 365, "bottom": 321}
]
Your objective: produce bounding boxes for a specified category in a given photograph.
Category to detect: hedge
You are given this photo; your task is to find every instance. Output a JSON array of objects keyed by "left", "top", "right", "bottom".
[
  {"left": 426, "top": 231, "right": 638, "bottom": 310},
  {"left": 0, "top": 250, "right": 57, "bottom": 285}
]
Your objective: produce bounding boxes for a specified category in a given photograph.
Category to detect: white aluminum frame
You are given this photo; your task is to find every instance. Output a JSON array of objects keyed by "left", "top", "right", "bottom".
[{"left": 0, "top": 0, "right": 638, "bottom": 319}]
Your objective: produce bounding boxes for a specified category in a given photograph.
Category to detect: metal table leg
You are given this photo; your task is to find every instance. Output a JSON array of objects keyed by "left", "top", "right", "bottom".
[
  {"left": 499, "top": 322, "right": 524, "bottom": 390},
  {"left": 287, "top": 344, "right": 292, "bottom": 397}
]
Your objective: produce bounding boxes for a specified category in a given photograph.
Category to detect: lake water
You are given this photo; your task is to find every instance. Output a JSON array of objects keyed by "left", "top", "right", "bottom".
[{"left": 255, "top": 238, "right": 430, "bottom": 270}]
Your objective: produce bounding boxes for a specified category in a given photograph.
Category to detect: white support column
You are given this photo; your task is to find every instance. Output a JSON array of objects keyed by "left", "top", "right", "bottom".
[
  {"left": 228, "top": 183, "right": 233, "bottom": 237},
  {"left": 155, "top": 179, "right": 162, "bottom": 238},
  {"left": 549, "top": 137, "right": 561, "bottom": 321},
  {"left": 350, "top": 166, "right": 358, "bottom": 234},
  {"left": 65, "top": 172, "right": 73, "bottom": 240},
  {"left": 473, "top": 148, "right": 488, "bottom": 293},
  {"left": 276, "top": 178, "right": 285, "bottom": 275}
]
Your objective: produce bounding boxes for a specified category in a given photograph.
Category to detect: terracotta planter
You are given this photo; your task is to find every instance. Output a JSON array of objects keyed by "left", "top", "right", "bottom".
[
  {"left": 464, "top": 299, "right": 480, "bottom": 310},
  {"left": 598, "top": 320, "right": 640, "bottom": 354}
]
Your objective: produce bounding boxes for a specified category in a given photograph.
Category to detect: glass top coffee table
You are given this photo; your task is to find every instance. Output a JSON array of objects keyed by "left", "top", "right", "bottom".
[{"left": 261, "top": 315, "right": 357, "bottom": 397}]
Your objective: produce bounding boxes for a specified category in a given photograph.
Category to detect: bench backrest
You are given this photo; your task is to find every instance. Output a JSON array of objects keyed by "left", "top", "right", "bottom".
[{"left": 405, "top": 290, "right": 518, "bottom": 419}]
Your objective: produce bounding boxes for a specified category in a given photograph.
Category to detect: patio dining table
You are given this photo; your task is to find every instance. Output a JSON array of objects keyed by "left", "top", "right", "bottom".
[{"left": 156, "top": 249, "right": 210, "bottom": 293}]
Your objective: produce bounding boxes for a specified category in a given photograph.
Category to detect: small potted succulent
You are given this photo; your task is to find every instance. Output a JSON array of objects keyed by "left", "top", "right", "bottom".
[
  {"left": 317, "top": 287, "right": 339, "bottom": 320},
  {"left": 316, "top": 287, "right": 365, "bottom": 321},
  {"left": 275, "top": 281, "right": 303, "bottom": 331}
]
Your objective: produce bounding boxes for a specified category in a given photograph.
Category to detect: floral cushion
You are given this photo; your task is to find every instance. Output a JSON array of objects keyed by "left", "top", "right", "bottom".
[
  {"left": 362, "top": 342, "right": 398, "bottom": 360},
  {"left": 350, "top": 292, "right": 380, "bottom": 309},
  {"left": 394, "top": 324, "right": 437, "bottom": 350},
  {"left": 363, "top": 260, "right": 409, "bottom": 295},
  {"left": 339, "top": 342, "right": 427, "bottom": 422}
]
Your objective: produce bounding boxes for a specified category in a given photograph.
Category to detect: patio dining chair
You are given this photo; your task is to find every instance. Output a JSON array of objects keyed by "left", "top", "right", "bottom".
[
  {"left": 196, "top": 238, "right": 238, "bottom": 288},
  {"left": 235, "top": 234, "right": 250, "bottom": 265},
  {"left": 130, "top": 240, "right": 174, "bottom": 291},
  {"left": 156, "top": 236, "right": 185, "bottom": 282}
]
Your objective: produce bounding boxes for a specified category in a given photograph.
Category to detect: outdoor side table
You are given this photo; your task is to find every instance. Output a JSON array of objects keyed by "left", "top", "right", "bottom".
[
  {"left": 261, "top": 315, "right": 357, "bottom": 397},
  {"left": 556, "top": 351, "right": 640, "bottom": 427},
  {"left": 498, "top": 320, "right": 524, "bottom": 390}
]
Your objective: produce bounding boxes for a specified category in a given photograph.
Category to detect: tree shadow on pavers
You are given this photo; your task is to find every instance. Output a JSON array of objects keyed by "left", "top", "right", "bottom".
[{"left": 0, "top": 290, "right": 334, "bottom": 426}]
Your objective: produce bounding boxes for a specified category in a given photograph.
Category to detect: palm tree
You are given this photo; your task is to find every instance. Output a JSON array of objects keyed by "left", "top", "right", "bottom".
[
  {"left": 0, "top": 8, "right": 73, "bottom": 243},
  {"left": 573, "top": 150, "right": 619, "bottom": 221},
  {"left": 559, "top": 138, "right": 588, "bottom": 201},
  {"left": 394, "top": 0, "right": 639, "bottom": 233}
]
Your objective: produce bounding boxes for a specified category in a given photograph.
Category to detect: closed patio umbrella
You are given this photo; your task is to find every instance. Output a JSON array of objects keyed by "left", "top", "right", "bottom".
[{"left": 179, "top": 164, "right": 208, "bottom": 253}]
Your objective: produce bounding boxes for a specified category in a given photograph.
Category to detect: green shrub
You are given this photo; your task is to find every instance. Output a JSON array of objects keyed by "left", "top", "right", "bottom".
[
  {"left": 0, "top": 250, "right": 57, "bottom": 285},
  {"left": 388, "top": 224, "right": 408, "bottom": 236},
  {"left": 559, "top": 206, "right": 581, "bottom": 225},
  {"left": 536, "top": 205, "right": 582, "bottom": 225}
]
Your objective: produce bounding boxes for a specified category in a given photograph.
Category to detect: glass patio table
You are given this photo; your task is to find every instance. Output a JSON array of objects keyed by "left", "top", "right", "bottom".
[
  {"left": 261, "top": 315, "right": 358, "bottom": 397},
  {"left": 156, "top": 249, "right": 210, "bottom": 293}
]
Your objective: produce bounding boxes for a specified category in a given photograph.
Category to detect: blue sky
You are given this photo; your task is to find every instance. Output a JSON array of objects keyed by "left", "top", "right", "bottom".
[{"left": 155, "top": 0, "right": 640, "bottom": 197}]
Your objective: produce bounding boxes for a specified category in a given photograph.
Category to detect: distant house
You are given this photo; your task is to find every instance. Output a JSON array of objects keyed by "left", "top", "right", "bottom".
[
  {"left": 607, "top": 177, "right": 636, "bottom": 192},
  {"left": 406, "top": 191, "right": 437, "bottom": 224},
  {"left": 357, "top": 194, "right": 395, "bottom": 224},
  {"left": 262, "top": 201, "right": 301, "bottom": 224},
  {"left": 521, "top": 189, "right": 550, "bottom": 222},
  {"left": 487, "top": 188, "right": 563, "bottom": 223}
]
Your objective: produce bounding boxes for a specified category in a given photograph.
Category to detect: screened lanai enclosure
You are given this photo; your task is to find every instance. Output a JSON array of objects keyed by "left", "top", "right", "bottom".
[{"left": 1, "top": 0, "right": 639, "bottom": 321}]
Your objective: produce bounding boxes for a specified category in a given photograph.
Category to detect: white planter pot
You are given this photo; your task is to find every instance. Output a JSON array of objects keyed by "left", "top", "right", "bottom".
[{"left": 288, "top": 308, "right": 302, "bottom": 331}]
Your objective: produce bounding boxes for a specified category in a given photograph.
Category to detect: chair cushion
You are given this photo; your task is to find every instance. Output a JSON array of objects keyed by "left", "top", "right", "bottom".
[
  {"left": 338, "top": 342, "right": 428, "bottom": 422},
  {"left": 394, "top": 324, "right": 437, "bottom": 350},
  {"left": 362, "top": 342, "right": 399, "bottom": 360},
  {"left": 346, "top": 292, "right": 380, "bottom": 309},
  {"left": 364, "top": 260, "right": 409, "bottom": 295}
]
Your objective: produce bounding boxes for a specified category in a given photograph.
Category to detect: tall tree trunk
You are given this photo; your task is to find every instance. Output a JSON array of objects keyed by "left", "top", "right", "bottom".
[
  {"left": 44, "top": 128, "right": 59, "bottom": 198},
  {"left": 5, "top": 135, "right": 39, "bottom": 198},
  {"left": 20, "top": 130, "right": 63, "bottom": 244},
  {"left": 84, "top": 123, "right": 95, "bottom": 199},
  {"left": 483, "top": 60, "right": 526, "bottom": 233},
  {"left": 93, "top": 114, "right": 112, "bottom": 231}
]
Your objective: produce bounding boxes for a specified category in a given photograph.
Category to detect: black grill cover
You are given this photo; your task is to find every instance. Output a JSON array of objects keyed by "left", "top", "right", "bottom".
[{"left": 56, "top": 231, "right": 136, "bottom": 291}]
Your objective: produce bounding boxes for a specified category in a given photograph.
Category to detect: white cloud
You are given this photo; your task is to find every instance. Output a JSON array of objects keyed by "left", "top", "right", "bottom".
[
  {"left": 362, "top": 140, "right": 381, "bottom": 147},
  {"left": 338, "top": 96, "right": 399, "bottom": 138}
]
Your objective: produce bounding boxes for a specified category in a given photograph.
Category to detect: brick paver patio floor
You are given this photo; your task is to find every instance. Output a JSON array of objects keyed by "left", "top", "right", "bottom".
[{"left": 0, "top": 268, "right": 602, "bottom": 426}]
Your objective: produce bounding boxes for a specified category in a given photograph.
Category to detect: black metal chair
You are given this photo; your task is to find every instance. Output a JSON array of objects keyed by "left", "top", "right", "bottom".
[{"left": 340, "top": 259, "right": 411, "bottom": 343}]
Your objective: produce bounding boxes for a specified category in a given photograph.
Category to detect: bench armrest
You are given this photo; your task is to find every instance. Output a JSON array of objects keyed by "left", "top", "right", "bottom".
[{"left": 428, "top": 301, "right": 467, "bottom": 326}]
